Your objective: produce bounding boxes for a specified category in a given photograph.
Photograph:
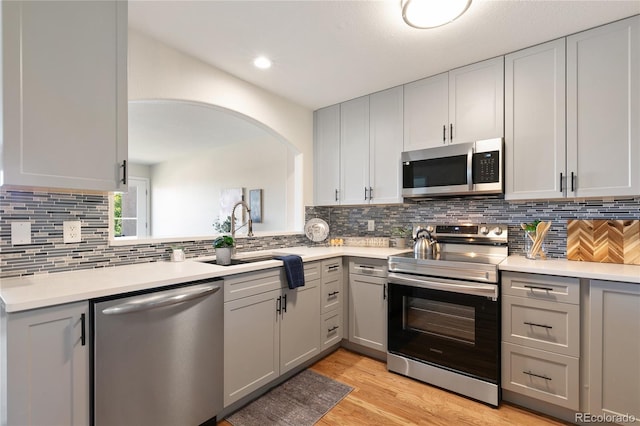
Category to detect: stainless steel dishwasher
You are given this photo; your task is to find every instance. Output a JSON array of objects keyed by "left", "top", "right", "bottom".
[{"left": 91, "top": 279, "right": 223, "bottom": 426}]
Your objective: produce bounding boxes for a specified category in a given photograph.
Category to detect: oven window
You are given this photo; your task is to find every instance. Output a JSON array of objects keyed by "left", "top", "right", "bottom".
[{"left": 405, "top": 298, "right": 475, "bottom": 345}]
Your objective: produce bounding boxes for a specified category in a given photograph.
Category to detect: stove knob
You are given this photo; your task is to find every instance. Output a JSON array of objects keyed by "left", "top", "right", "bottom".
[
  {"left": 480, "top": 226, "right": 489, "bottom": 235},
  {"left": 493, "top": 226, "right": 503, "bottom": 235}
]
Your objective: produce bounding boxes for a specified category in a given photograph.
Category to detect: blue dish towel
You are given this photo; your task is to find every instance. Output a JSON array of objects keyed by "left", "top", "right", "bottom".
[{"left": 274, "top": 255, "right": 305, "bottom": 289}]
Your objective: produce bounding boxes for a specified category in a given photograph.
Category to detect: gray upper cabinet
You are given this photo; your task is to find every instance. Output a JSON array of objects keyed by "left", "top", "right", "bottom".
[
  {"left": 567, "top": 16, "right": 640, "bottom": 198},
  {"left": 505, "top": 39, "right": 567, "bottom": 200},
  {"left": 340, "top": 96, "right": 371, "bottom": 205},
  {"left": 403, "top": 57, "right": 504, "bottom": 151},
  {"left": 506, "top": 16, "right": 639, "bottom": 200},
  {"left": 316, "top": 87, "right": 403, "bottom": 206},
  {"left": 448, "top": 56, "right": 505, "bottom": 145},
  {"left": 1, "top": 0, "right": 128, "bottom": 192},
  {"left": 314, "top": 105, "right": 341, "bottom": 205},
  {"left": 403, "top": 73, "right": 449, "bottom": 151}
]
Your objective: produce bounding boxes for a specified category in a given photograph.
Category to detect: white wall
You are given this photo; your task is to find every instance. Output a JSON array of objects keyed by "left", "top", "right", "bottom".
[
  {"left": 150, "top": 139, "right": 293, "bottom": 237},
  {"left": 128, "top": 30, "right": 314, "bottom": 227}
]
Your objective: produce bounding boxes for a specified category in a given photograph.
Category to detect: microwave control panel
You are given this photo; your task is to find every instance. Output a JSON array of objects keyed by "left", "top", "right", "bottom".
[{"left": 472, "top": 151, "right": 500, "bottom": 184}]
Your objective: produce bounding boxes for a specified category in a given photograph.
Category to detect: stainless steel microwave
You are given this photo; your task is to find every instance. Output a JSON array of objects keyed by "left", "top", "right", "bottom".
[{"left": 401, "top": 138, "right": 504, "bottom": 198}]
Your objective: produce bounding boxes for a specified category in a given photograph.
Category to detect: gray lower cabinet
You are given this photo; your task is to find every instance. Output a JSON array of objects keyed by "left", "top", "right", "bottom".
[
  {"left": 223, "top": 263, "right": 321, "bottom": 408},
  {"left": 589, "top": 280, "right": 640, "bottom": 422},
  {"left": 501, "top": 272, "right": 580, "bottom": 410},
  {"left": 1, "top": 301, "right": 89, "bottom": 426},
  {"left": 348, "top": 258, "right": 388, "bottom": 352},
  {"left": 320, "top": 258, "right": 344, "bottom": 350}
]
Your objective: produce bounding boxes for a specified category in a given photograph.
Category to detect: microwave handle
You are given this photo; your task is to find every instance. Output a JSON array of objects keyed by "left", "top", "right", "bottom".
[{"left": 467, "top": 146, "right": 473, "bottom": 190}]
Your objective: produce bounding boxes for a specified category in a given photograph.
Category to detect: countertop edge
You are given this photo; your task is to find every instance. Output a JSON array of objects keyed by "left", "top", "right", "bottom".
[
  {"left": 499, "top": 255, "right": 640, "bottom": 283},
  {"left": 0, "top": 246, "right": 409, "bottom": 313}
]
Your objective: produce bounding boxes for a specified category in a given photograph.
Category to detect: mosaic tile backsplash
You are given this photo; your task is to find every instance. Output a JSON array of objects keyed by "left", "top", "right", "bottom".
[{"left": 2, "top": 189, "right": 639, "bottom": 278}]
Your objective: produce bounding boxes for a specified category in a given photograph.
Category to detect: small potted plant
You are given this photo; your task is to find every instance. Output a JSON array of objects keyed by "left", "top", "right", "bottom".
[
  {"left": 213, "top": 235, "right": 235, "bottom": 265},
  {"left": 391, "top": 226, "right": 410, "bottom": 248}
]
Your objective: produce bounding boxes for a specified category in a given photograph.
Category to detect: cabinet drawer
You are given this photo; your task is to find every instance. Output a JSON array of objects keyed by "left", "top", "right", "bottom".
[
  {"left": 502, "top": 272, "right": 580, "bottom": 304},
  {"left": 321, "top": 277, "right": 342, "bottom": 314},
  {"left": 503, "top": 295, "right": 580, "bottom": 357},
  {"left": 322, "top": 258, "right": 343, "bottom": 278},
  {"left": 224, "top": 268, "right": 282, "bottom": 301},
  {"left": 304, "top": 262, "right": 322, "bottom": 283},
  {"left": 349, "top": 258, "right": 388, "bottom": 277},
  {"left": 502, "top": 342, "right": 579, "bottom": 410},
  {"left": 321, "top": 310, "right": 343, "bottom": 350}
]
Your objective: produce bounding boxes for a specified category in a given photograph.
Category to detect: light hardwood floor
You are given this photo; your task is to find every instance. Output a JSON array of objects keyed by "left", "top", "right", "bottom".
[{"left": 220, "top": 348, "right": 572, "bottom": 425}]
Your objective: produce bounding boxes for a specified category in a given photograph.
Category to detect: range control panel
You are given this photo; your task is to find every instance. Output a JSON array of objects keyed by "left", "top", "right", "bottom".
[{"left": 413, "top": 223, "right": 508, "bottom": 243}]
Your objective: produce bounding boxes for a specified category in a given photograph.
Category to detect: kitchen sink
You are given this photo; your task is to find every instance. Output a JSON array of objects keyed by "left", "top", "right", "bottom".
[{"left": 198, "top": 255, "right": 279, "bottom": 266}]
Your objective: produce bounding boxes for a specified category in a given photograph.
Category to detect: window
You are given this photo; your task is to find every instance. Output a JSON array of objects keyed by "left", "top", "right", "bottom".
[{"left": 113, "top": 178, "right": 149, "bottom": 238}]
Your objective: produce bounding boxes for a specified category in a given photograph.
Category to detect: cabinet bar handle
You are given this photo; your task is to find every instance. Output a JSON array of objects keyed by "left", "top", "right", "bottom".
[
  {"left": 328, "top": 291, "right": 340, "bottom": 297},
  {"left": 328, "top": 265, "right": 340, "bottom": 271},
  {"left": 570, "top": 172, "right": 575, "bottom": 192},
  {"left": 523, "top": 370, "right": 552, "bottom": 381},
  {"left": 335, "top": 189, "right": 339, "bottom": 202},
  {"left": 450, "top": 124, "right": 453, "bottom": 141},
  {"left": 328, "top": 325, "right": 339, "bottom": 333},
  {"left": 523, "top": 285, "right": 554, "bottom": 292},
  {"left": 80, "top": 313, "right": 86, "bottom": 346},
  {"left": 120, "top": 160, "right": 127, "bottom": 185},
  {"left": 276, "top": 296, "right": 282, "bottom": 314},
  {"left": 369, "top": 187, "right": 373, "bottom": 200},
  {"left": 383, "top": 283, "right": 387, "bottom": 300},
  {"left": 560, "top": 172, "right": 563, "bottom": 193},
  {"left": 364, "top": 187, "right": 368, "bottom": 200},
  {"left": 443, "top": 125, "right": 446, "bottom": 143},
  {"left": 283, "top": 294, "right": 287, "bottom": 313},
  {"left": 524, "top": 321, "right": 553, "bottom": 329}
]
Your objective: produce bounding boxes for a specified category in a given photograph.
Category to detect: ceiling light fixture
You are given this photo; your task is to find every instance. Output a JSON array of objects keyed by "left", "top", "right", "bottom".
[
  {"left": 253, "top": 56, "right": 272, "bottom": 69},
  {"left": 401, "top": 0, "right": 472, "bottom": 29}
]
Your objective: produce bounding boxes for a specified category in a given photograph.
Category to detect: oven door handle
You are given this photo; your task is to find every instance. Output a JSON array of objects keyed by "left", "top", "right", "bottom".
[{"left": 388, "top": 273, "right": 498, "bottom": 301}]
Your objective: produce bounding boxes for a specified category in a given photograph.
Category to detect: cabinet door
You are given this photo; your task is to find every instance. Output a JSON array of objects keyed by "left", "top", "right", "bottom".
[
  {"left": 340, "top": 96, "right": 370, "bottom": 205},
  {"left": 280, "top": 281, "right": 321, "bottom": 374},
  {"left": 1, "top": 1, "right": 127, "bottom": 191},
  {"left": 505, "top": 39, "right": 567, "bottom": 200},
  {"left": 224, "top": 289, "right": 280, "bottom": 407},
  {"left": 4, "top": 302, "right": 89, "bottom": 426},
  {"left": 403, "top": 73, "right": 449, "bottom": 151},
  {"left": 369, "top": 87, "right": 404, "bottom": 204},
  {"left": 314, "top": 105, "right": 341, "bottom": 205},
  {"left": 567, "top": 16, "right": 640, "bottom": 198},
  {"left": 348, "top": 274, "right": 387, "bottom": 352},
  {"left": 589, "top": 280, "right": 640, "bottom": 420},
  {"left": 449, "top": 56, "right": 504, "bottom": 144}
]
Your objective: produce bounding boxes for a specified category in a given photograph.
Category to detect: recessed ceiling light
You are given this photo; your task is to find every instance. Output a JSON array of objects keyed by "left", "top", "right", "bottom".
[
  {"left": 402, "top": 0, "right": 472, "bottom": 29},
  {"left": 253, "top": 56, "right": 272, "bottom": 69}
]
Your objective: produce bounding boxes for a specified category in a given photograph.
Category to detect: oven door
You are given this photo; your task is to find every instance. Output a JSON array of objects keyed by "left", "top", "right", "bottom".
[{"left": 387, "top": 274, "right": 499, "bottom": 383}]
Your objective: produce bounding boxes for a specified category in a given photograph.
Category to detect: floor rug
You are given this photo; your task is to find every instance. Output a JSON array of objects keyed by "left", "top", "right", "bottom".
[{"left": 226, "top": 369, "right": 353, "bottom": 426}]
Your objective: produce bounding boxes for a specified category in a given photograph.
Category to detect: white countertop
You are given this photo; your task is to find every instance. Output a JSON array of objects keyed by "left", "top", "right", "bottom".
[
  {"left": 0, "top": 246, "right": 409, "bottom": 313},
  {"left": 499, "top": 255, "right": 640, "bottom": 283},
  {"left": 3, "top": 247, "right": 638, "bottom": 313}
]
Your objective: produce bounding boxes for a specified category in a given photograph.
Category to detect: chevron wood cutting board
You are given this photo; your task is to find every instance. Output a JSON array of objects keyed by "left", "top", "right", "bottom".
[{"left": 567, "top": 220, "right": 640, "bottom": 265}]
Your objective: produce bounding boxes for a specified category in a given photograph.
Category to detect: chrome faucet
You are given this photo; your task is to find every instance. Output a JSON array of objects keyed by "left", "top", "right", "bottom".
[{"left": 230, "top": 201, "right": 254, "bottom": 238}]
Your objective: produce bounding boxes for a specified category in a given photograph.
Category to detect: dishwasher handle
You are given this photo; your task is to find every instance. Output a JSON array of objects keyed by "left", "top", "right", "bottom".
[{"left": 101, "top": 284, "right": 220, "bottom": 315}]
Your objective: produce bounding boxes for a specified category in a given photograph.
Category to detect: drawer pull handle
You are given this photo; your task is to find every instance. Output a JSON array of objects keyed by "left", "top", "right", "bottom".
[
  {"left": 523, "top": 285, "right": 554, "bottom": 292},
  {"left": 328, "top": 325, "right": 339, "bottom": 333},
  {"left": 523, "top": 370, "right": 552, "bottom": 381},
  {"left": 328, "top": 265, "right": 340, "bottom": 271},
  {"left": 328, "top": 291, "right": 340, "bottom": 297},
  {"left": 524, "top": 321, "right": 553, "bottom": 329}
]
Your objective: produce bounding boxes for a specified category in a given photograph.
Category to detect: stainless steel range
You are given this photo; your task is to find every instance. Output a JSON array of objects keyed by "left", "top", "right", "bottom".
[{"left": 387, "top": 223, "right": 508, "bottom": 407}]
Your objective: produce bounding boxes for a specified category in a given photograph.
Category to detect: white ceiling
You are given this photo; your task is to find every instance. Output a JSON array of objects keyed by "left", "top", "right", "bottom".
[{"left": 128, "top": 0, "right": 639, "bottom": 111}]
